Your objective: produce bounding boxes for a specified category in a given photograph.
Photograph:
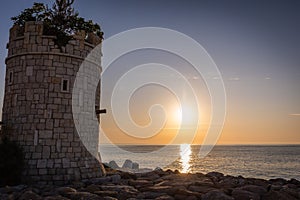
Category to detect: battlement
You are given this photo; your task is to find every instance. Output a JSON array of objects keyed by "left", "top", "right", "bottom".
[{"left": 7, "top": 21, "right": 102, "bottom": 61}]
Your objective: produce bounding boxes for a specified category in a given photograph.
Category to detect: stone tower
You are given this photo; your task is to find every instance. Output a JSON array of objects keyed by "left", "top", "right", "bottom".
[{"left": 2, "top": 21, "right": 105, "bottom": 184}]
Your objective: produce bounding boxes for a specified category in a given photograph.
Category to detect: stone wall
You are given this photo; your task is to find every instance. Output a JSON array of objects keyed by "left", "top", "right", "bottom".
[{"left": 2, "top": 21, "right": 105, "bottom": 185}]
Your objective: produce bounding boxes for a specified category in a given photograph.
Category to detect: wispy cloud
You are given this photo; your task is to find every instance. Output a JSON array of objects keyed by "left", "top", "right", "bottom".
[
  {"left": 289, "top": 113, "right": 300, "bottom": 116},
  {"left": 229, "top": 77, "right": 240, "bottom": 81},
  {"left": 265, "top": 77, "right": 271, "bottom": 80}
]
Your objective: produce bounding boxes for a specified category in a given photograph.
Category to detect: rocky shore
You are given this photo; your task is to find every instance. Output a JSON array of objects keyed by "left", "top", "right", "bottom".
[{"left": 0, "top": 168, "right": 299, "bottom": 200}]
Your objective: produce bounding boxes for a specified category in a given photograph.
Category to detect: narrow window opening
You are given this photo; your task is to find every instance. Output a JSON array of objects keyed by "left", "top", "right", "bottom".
[
  {"left": 61, "top": 79, "right": 70, "bottom": 92},
  {"left": 8, "top": 70, "right": 13, "bottom": 85}
]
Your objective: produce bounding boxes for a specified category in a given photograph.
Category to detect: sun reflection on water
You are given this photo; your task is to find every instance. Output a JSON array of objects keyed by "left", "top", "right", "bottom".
[{"left": 180, "top": 143, "right": 191, "bottom": 173}]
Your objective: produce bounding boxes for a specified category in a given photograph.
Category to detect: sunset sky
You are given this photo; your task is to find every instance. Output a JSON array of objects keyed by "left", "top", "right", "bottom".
[{"left": 0, "top": 0, "right": 299, "bottom": 144}]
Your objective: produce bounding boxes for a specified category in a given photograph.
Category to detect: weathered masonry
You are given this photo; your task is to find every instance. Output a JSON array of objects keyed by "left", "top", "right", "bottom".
[{"left": 2, "top": 21, "right": 105, "bottom": 184}]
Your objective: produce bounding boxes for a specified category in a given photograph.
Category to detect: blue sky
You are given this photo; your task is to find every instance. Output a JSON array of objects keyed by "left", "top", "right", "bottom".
[{"left": 0, "top": 0, "right": 299, "bottom": 144}]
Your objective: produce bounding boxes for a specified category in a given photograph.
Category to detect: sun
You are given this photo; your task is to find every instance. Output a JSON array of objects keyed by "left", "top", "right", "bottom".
[{"left": 171, "top": 105, "right": 182, "bottom": 125}]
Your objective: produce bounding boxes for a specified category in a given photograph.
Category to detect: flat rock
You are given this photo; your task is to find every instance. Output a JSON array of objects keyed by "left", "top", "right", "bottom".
[
  {"left": 85, "top": 177, "right": 112, "bottom": 185},
  {"left": 232, "top": 188, "right": 260, "bottom": 200},
  {"left": 141, "top": 191, "right": 168, "bottom": 199},
  {"left": 110, "top": 174, "right": 121, "bottom": 184},
  {"left": 85, "top": 184, "right": 100, "bottom": 193},
  {"left": 206, "top": 172, "right": 224, "bottom": 179},
  {"left": 18, "top": 190, "right": 42, "bottom": 200},
  {"left": 188, "top": 185, "right": 217, "bottom": 193},
  {"left": 201, "top": 190, "right": 234, "bottom": 200},
  {"left": 44, "top": 195, "right": 70, "bottom": 200},
  {"left": 155, "top": 194, "right": 175, "bottom": 200},
  {"left": 140, "top": 185, "right": 174, "bottom": 194},
  {"left": 100, "top": 185, "right": 138, "bottom": 193},
  {"left": 173, "top": 188, "right": 201, "bottom": 198},
  {"left": 66, "top": 191, "right": 102, "bottom": 200},
  {"left": 262, "top": 190, "right": 299, "bottom": 200},
  {"left": 94, "top": 190, "right": 118, "bottom": 197},
  {"left": 239, "top": 184, "right": 267, "bottom": 195},
  {"left": 174, "top": 194, "right": 197, "bottom": 200},
  {"left": 55, "top": 187, "right": 77, "bottom": 195},
  {"left": 129, "top": 179, "right": 153, "bottom": 188}
]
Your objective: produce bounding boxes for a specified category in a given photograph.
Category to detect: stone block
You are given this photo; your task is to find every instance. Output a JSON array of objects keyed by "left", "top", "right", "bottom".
[
  {"left": 62, "top": 158, "right": 70, "bottom": 168},
  {"left": 36, "top": 145, "right": 43, "bottom": 153},
  {"left": 33, "top": 94, "right": 39, "bottom": 101},
  {"left": 50, "top": 76, "right": 61, "bottom": 84},
  {"left": 70, "top": 162, "right": 77, "bottom": 168},
  {"left": 39, "top": 130, "right": 53, "bottom": 139},
  {"left": 60, "top": 133, "right": 68, "bottom": 139},
  {"left": 37, "top": 159, "right": 47, "bottom": 168},
  {"left": 63, "top": 113, "right": 72, "bottom": 119},
  {"left": 27, "top": 59, "right": 35, "bottom": 66},
  {"left": 54, "top": 119, "right": 60, "bottom": 127},
  {"left": 62, "top": 141, "right": 70, "bottom": 147},
  {"left": 42, "top": 146, "right": 51, "bottom": 158},
  {"left": 62, "top": 147, "right": 68, "bottom": 153},
  {"left": 44, "top": 59, "right": 52, "bottom": 66},
  {"left": 45, "top": 139, "right": 55, "bottom": 145},
  {"left": 42, "top": 38, "right": 48, "bottom": 46},
  {"left": 26, "top": 66, "right": 33, "bottom": 76},
  {"left": 26, "top": 89, "right": 33, "bottom": 100},
  {"left": 28, "top": 169, "right": 38, "bottom": 176},
  {"left": 53, "top": 175, "right": 62, "bottom": 181},
  {"left": 47, "top": 160, "right": 54, "bottom": 168},
  {"left": 56, "top": 67, "right": 66, "bottom": 74},
  {"left": 73, "top": 147, "right": 82, "bottom": 153},
  {"left": 54, "top": 98, "right": 62, "bottom": 104},
  {"left": 37, "top": 123, "right": 45, "bottom": 130},
  {"left": 29, "top": 36, "right": 36, "bottom": 43},
  {"left": 46, "top": 120, "right": 53, "bottom": 130},
  {"left": 36, "top": 70, "right": 44, "bottom": 82},
  {"left": 39, "top": 169, "right": 47, "bottom": 175}
]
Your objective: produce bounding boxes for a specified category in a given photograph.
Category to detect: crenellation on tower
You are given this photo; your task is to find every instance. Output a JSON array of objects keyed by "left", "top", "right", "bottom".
[{"left": 2, "top": 21, "right": 105, "bottom": 185}]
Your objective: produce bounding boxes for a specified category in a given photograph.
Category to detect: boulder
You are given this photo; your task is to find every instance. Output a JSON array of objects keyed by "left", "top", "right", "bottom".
[
  {"left": 67, "top": 191, "right": 102, "bottom": 200},
  {"left": 201, "top": 190, "right": 234, "bottom": 200},
  {"left": 154, "top": 195, "right": 175, "bottom": 200},
  {"left": 129, "top": 179, "right": 153, "bottom": 188},
  {"left": 86, "top": 176, "right": 112, "bottom": 185},
  {"left": 18, "top": 190, "right": 42, "bottom": 200},
  {"left": 132, "top": 162, "right": 139, "bottom": 170},
  {"left": 108, "top": 161, "right": 119, "bottom": 169},
  {"left": 44, "top": 195, "right": 70, "bottom": 200},
  {"left": 94, "top": 190, "right": 118, "bottom": 198},
  {"left": 232, "top": 189, "right": 260, "bottom": 200},
  {"left": 262, "top": 190, "right": 299, "bottom": 200},
  {"left": 122, "top": 159, "right": 133, "bottom": 169},
  {"left": 55, "top": 186, "right": 77, "bottom": 195},
  {"left": 141, "top": 191, "right": 168, "bottom": 199},
  {"left": 140, "top": 185, "right": 175, "bottom": 194},
  {"left": 239, "top": 184, "right": 267, "bottom": 195},
  {"left": 85, "top": 184, "right": 100, "bottom": 193},
  {"left": 188, "top": 185, "right": 217, "bottom": 193},
  {"left": 111, "top": 174, "right": 121, "bottom": 184}
]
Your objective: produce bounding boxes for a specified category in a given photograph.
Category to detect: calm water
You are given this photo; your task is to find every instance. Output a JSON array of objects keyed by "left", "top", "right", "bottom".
[{"left": 99, "top": 145, "right": 300, "bottom": 180}]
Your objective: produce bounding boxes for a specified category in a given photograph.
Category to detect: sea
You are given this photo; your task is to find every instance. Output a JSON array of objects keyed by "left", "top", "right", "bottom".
[{"left": 99, "top": 144, "right": 300, "bottom": 180}]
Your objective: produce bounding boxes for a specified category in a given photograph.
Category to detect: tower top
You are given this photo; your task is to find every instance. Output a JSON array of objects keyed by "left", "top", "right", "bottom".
[{"left": 6, "top": 21, "right": 102, "bottom": 67}]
